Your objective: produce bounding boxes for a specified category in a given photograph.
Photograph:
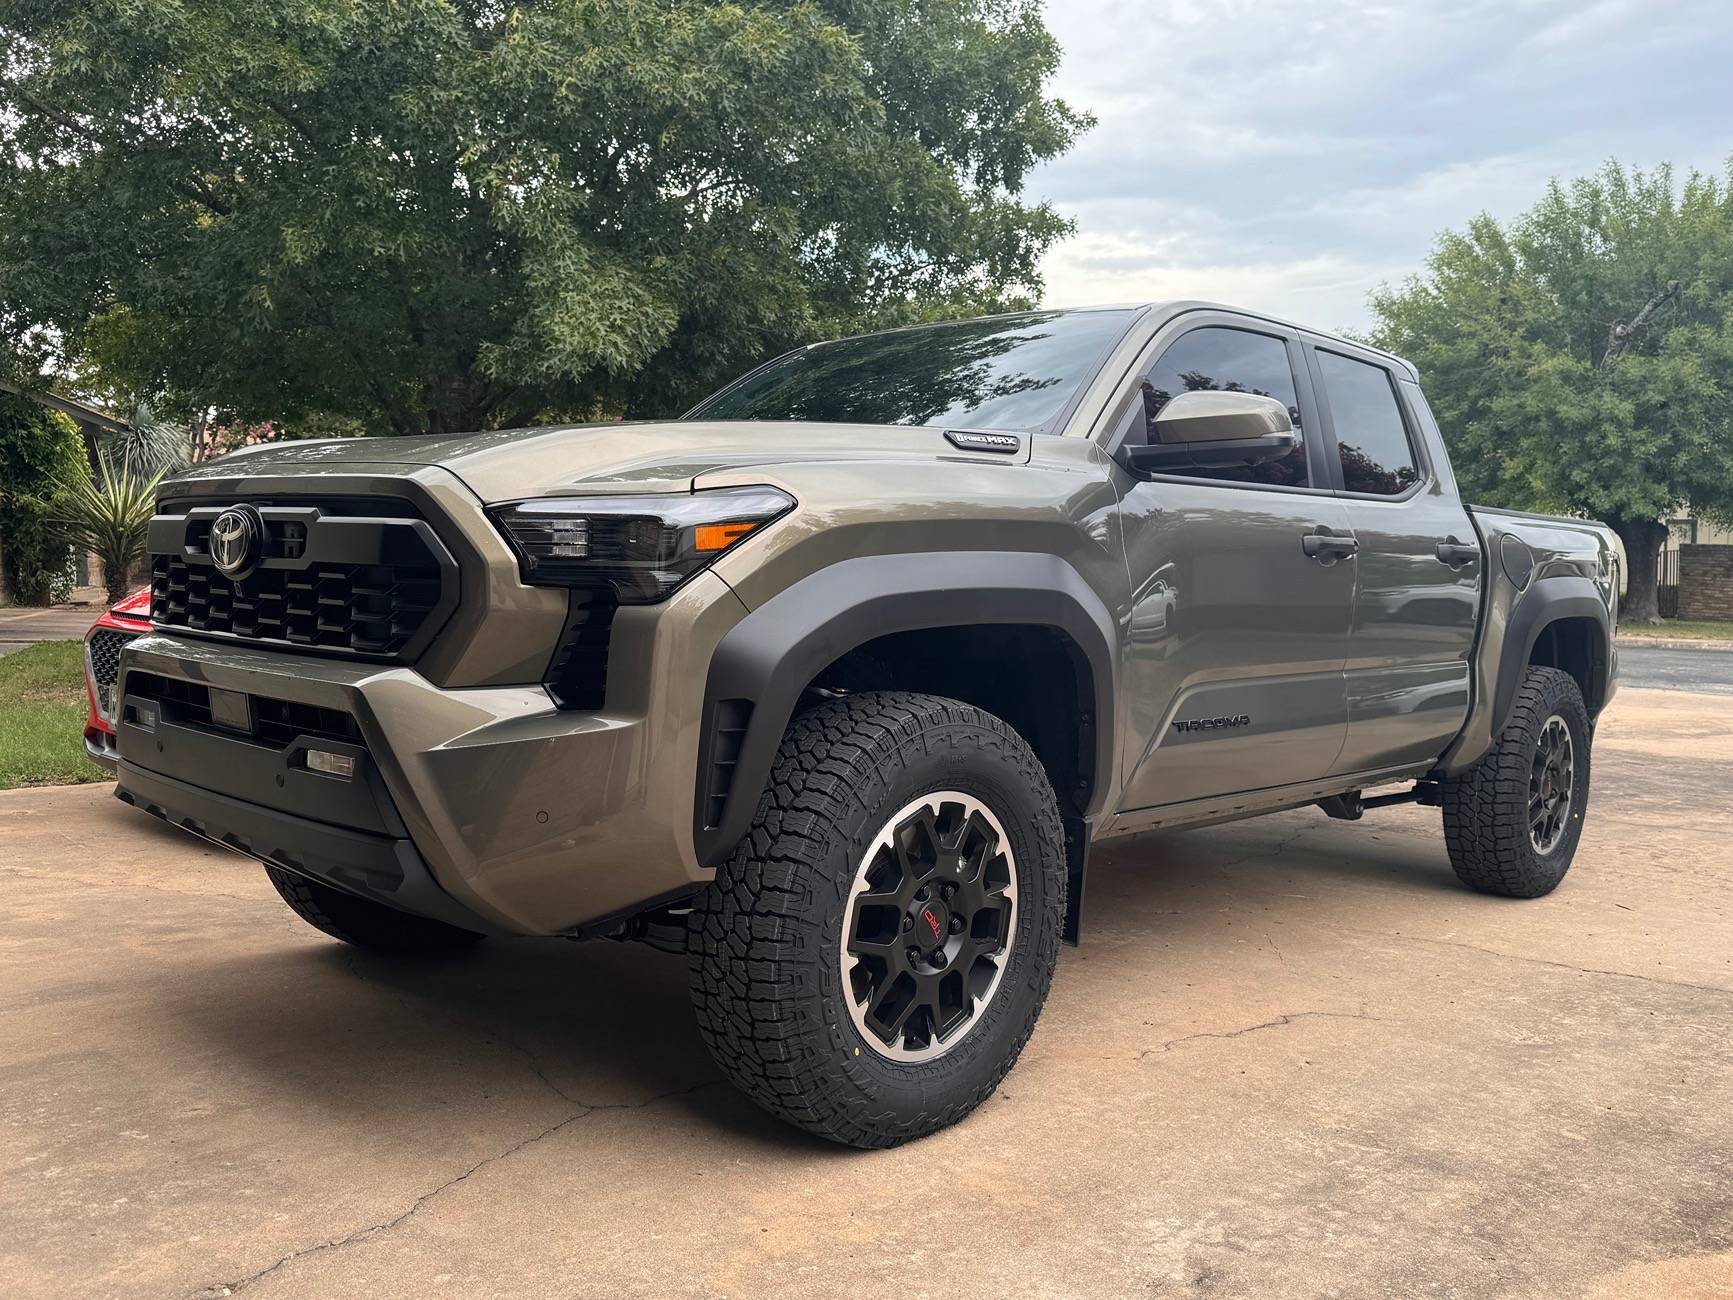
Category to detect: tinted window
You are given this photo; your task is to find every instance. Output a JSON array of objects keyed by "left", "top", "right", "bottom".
[
  {"left": 687, "top": 310, "right": 1135, "bottom": 433},
  {"left": 1131, "top": 326, "right": 1308, "bottom": 487},
  {"left": 1317, "top": 351, "right": 1418, "bottom": 495}
]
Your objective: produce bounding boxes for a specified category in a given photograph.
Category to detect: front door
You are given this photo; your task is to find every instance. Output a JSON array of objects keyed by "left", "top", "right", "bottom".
[{"left": 1111, "top": 319, "right": 1359, "bottom": 811}]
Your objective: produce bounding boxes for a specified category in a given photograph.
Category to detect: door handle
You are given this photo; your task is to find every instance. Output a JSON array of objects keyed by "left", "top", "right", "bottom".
[
  {"left": 1435, "top": 540, "right": 1480, "bottom": 569},
  {"left": 1302, "top": 530, "right": 1359, "bottom": 561}
]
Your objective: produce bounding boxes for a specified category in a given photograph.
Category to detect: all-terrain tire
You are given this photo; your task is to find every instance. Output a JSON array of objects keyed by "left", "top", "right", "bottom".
[
  {"left": 688, "top": 691, "right": 1066, "bottom": 1148},
  {"left": 1442, "top": 666, "right": 1591, "bottom": 898},
  {"left": 264, "top": 865, "right": 486, "bottom": 953}
]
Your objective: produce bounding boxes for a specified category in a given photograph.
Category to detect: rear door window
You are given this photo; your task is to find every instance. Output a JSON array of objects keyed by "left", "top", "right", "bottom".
[{"left": 1316, "top": 351, "right": 1419, "bottom": 496}]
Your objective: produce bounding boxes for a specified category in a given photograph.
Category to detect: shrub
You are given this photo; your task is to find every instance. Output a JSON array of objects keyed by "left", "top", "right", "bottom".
[
  {"left": 0, "top": 394, "right": 88, "bottom": 605},
  {"left": 54, "top": 451, "right": 164, "bottom": 604}
]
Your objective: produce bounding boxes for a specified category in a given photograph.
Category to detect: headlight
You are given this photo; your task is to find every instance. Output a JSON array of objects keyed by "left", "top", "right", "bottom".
[{"left": 488, "top": 486, "right": 795, "bottom": 603}]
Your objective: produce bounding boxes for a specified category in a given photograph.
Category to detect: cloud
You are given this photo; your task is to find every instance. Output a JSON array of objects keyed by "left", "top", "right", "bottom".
[
  {"left": 1029, "top": 0, "right": 1733, "bottom": 329},
  {"left": 1041, "top": 230, "right": 1403, "bottom": 332}
]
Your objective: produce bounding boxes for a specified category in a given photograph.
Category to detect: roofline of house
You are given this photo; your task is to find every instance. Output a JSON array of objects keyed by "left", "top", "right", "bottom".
[{"left": 0, "top": 378, "right": 131, "bottom": 435}]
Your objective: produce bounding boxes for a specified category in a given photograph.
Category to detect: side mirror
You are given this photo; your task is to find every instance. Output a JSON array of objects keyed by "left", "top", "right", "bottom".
[{"left": 1118, "top": 390, "right": 1300, "bottom": 475}]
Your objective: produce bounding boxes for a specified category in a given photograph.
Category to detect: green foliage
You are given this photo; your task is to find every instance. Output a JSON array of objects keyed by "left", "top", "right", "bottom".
[
  {"left": 0, "top": 393, "right": 88, "bottom": 605},
  {"left": 1367, "top": 161, "right": 1733, "bottom": 525},
  {"left": 1366, "top": 161, "right": 1733, "bottom": 620},
  {"left": 53, "top": 450, "right": 164, "bottom": 603},
  {"left": 0, "top": 0, "right": 1089, "bottom": 434},
  {"left": 0, "top": 639, "right": 106, "bottom": 788},
  {"left": 103, "top": 399, "right": 189, "bottom": 478}
]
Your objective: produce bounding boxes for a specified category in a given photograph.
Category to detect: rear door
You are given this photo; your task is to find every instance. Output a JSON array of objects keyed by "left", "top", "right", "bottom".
[
  {"left": 1303, "top": 340, "right": 1481, "bottom": 774},
  {"left": 1109, "top": 315, "right": 1358, "bottom": 810}
]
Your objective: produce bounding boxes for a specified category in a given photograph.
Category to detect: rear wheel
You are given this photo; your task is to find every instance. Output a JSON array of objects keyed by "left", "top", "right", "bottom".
[
  {"left": 688, "top": 691, "right": 1065, "bottom": 1148},
  {"left": 264, "top": 865, "right": 486, "bottom": 953},
  {"left": 1442, "top": 666, "right": 1592, "bottom": 898}
]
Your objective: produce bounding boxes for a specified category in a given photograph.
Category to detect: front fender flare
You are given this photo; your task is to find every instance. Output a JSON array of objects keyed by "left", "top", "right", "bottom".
[{"left": 694, "top": 551, "right": 1119, "bottom": 868}]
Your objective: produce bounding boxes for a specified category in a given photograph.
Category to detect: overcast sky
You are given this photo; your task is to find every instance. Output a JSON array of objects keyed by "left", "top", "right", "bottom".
[{"left": 1030, "top": 0, "right": 1733, "bottom": 331}]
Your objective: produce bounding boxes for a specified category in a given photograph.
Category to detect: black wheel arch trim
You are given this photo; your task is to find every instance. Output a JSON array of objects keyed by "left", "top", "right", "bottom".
[
  {"left": 694, "top": 551, "right": 1119, "bottom": 869},
  {"left": 1491, "top": 574, "right": 1611, "bottom": 734}
]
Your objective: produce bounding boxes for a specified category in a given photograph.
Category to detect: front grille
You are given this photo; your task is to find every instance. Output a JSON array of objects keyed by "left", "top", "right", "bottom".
[
  {"left": 147, "top": 498, "right": 457, "bottom": 660},
  {"left": 87, "top": 629, "right": 137, "bottom": 723}
]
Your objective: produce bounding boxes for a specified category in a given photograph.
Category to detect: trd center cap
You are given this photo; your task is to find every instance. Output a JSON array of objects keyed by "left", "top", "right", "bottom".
[{"left": 912, "top": 898, "right": 950, "bottom": 953}]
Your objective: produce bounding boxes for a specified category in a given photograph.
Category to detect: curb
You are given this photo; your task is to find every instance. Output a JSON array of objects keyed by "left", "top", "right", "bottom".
[{"left": 1616, "top": 636, "right": 1733, "bottom": 653}]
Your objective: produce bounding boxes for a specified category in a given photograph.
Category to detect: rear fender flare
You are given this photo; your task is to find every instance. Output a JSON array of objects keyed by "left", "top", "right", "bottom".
[{"left": 1491, "top": 574, "right": 1611, "bottom": 732}]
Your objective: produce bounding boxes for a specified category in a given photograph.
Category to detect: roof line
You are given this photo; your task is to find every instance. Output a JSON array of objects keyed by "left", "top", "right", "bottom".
[{"left": 0, "top": 379, "right": 131, "bottom": 434}]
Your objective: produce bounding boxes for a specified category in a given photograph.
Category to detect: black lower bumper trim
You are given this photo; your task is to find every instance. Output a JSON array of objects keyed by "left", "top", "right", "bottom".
[
  {"left": 116, "top": 761, "right": 503, "bottom": 935},
  {"left": 85, "top": 732, "right": 119, "bottom": 773}
]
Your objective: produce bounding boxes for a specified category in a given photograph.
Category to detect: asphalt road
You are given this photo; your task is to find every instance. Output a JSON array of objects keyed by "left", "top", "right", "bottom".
[
  {"left": 0, "top": 604, "right": 104, "bottom": 658},
  {"left": 3, "top": 686, "right": 1731, "bottom": 1299},
  {"left": 1616, "top": 643, "right": 1733, "bottom": 694}
]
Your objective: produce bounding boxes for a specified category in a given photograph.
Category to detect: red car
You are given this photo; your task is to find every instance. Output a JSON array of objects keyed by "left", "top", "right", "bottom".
[{"left": 83, "top": 587, "right": 152, "bottom": 771}]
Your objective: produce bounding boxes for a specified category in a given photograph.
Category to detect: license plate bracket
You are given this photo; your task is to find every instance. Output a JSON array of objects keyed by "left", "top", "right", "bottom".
[{"left": 208, "top": 687, "right": 253, "bottom": 735}]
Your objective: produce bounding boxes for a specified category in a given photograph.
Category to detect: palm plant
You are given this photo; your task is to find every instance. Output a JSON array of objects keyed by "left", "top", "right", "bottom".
[
  {"left": 104, "top": 400, "right": 190, "bottom": 477},
  {"left": 54, "top": 451, "right": 164, "bottom": 603}
]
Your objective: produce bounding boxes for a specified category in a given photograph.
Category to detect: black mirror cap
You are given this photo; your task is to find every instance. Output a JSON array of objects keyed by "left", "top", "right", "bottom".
[{"left": 1118, "top": 430, "right": 1300, "bottom": 476}]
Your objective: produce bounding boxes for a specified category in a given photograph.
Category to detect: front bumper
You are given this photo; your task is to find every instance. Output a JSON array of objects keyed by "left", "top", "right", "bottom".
[
  {"left": 114, "top": 571, "right": 749, "bottom": 935},
  {"left": 117, "top": 761, "right": 499, "bottom": 934}
]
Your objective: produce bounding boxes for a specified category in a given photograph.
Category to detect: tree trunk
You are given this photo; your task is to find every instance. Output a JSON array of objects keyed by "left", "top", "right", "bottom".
[{"left": 1609, "top": 516, "right": 1668, "bottom": 625}]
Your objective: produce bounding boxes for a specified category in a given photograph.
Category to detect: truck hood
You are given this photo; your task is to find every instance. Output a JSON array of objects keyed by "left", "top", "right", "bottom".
[{"left": 167, "top": 420, "right": 1030, "bottom": 502}]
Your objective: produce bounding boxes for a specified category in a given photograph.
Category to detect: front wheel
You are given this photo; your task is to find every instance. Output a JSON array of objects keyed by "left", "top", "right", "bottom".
[
  {"left": 688, "top": 692, "right": 1066, "bottom": 1148},
  {"left": 1442, "top": 666, "right": 1592, "bottom": 898}
]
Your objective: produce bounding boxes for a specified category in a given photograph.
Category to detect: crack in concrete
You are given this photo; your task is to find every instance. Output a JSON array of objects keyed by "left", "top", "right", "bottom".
[
  {"left": 1335, "top": 927, "right": 1733, "bottom": 999},
  {"left": 188, "top": 1079, "right": 720, "bottom": 1297},
  {"left": 1140, "top": 1010, "right": 1378, "bottom": 1058},
  {"left": 368, "top": 979, "right": 590, "bottom": 1110},
  {"left": 1206, "top": 822, "right": 1324, "bottom": 874}
]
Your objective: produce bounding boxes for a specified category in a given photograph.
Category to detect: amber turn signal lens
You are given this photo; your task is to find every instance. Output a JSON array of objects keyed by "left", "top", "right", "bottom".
[{"left": 694, "top": 520, "right": 760, "bottom": 553}]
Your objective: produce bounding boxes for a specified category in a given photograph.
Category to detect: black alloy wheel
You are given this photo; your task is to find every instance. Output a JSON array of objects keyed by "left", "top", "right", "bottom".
[
  {"left": 1529, "top": 713, "right": 1575, "bottom": 855},
  {"left": 840, "top": 791, "right": 1017, "bottom": 1061}
]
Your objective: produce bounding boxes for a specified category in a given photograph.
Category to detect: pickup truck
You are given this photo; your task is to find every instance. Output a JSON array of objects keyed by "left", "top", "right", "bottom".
[{"left": 115, "top": 301, "right": 1618, "bottom": 1148}]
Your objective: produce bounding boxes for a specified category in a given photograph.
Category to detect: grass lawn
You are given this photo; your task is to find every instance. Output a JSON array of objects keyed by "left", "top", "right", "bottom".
[
  {"left": 0, "top": 640, "right": 107, "bottom": 789},
  {"left": 1620, "top": 619, "right": 1733, "bottom": 641}
]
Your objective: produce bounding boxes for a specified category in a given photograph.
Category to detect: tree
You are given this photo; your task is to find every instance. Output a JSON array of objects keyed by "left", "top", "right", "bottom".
[
  {"left": 0, "top": 392, "right": 87, "bottom": 605},
  {"left": 0, "top": 1, "right": 1088, "bottom": 435},
  {"left": 1367, "top": 161, "right": 1733, "bottom": 623}
]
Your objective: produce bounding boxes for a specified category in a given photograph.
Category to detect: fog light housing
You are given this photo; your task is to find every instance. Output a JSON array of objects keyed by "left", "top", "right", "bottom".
[{"left": 305, "top": 749, "right": 356, "bottom": 780}]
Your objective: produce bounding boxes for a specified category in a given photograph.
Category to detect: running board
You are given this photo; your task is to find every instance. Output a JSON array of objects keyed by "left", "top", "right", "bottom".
[{"left": 1317, "top": 780, "right": 1442, "bottom": 821}]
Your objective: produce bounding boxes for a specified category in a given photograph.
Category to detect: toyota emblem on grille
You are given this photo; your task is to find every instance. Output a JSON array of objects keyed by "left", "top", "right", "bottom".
[{"left": 209, "top": 507, "right": 261, "bottom": 577}]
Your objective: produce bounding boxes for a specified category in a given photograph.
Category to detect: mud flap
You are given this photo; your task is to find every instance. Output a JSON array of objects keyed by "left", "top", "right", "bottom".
[{"left": 1063, "top": 813, "right": 1091, "bottom": 945}]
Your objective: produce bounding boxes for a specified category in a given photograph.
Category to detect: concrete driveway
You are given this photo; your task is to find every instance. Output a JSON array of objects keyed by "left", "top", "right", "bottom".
[{"left": 2, "top": 686, "right": 1730, "bottom": 1300}]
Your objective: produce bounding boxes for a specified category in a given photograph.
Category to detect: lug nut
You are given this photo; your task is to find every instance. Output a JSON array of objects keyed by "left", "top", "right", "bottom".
[
  {"left": 902, "top": 915, "right": 913, "bottom": 933},
  {"left": 940, "top": 883, "right": 956, "bottom": 901},
  {"left": 949, "top": 915, "right": 964, "bottom": 934},
  {"left": 932, "top": 951, "right": 948, "bottom": 968},
  {"left": 906, "top": 947, "right": 922, "bottom": 966},
  {"left": 915, "top": 886, "right": 930, "bottom": 902}
]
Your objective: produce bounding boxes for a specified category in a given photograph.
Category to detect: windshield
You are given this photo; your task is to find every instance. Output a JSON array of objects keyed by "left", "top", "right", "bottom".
[{"left": 687, "top": 309, "right": 1138, "bottom": 433}]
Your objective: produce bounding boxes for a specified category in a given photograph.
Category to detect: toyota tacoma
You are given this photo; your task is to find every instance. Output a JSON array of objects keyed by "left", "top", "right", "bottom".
[{"left": 114, "top": 302, "right": 1619, "bottom": 1147}]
